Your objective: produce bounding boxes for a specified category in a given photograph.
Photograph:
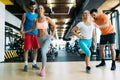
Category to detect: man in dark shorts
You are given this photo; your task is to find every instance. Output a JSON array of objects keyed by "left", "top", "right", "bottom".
[{"left": 90, "top": 8, "right": 116, "bottom": 70}]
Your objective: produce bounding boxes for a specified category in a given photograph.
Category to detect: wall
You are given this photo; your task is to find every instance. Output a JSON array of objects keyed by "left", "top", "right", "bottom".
[
  {"left": 0, "top": 2, "right": 5, "bottom": 62},
  {"left": 0, "top": 2, "right": 21, "bottom": 62},
  {"left": 5, "top": 10, "right": 21, "bottom": 28}
]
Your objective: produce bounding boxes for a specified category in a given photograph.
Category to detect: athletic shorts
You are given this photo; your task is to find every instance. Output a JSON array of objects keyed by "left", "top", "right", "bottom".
[
  {"left": 24, "top": 34, "right": 40, "bottom": 50},
  {"left": 100, "top": 33, "right": 115, "bottom": 44}
]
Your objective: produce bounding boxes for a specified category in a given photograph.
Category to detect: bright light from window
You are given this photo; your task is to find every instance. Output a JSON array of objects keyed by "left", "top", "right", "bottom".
[
  {"left": 65, "top": 18, "right": 70, "bottom": 23},
  {"left": 52, "top": 19, "right": 56, "bottom": 23},
  {"left": 52, "top": 19, "right": 58, "bottom": 24},
  {"left": 63, "top": 25, "right": 68, "bottom": 28},
  {"left": 70, "top": 0, "right": 75, "bottom": 3},
  {"left": 47, "top": 0, "right": 52, "bottom": 3},
  {"left": 116, "top": 6, "right": 120, "bottom": 14}
]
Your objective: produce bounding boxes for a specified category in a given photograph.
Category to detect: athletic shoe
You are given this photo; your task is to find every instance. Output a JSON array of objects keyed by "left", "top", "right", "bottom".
[
  {"left": 32, "top": 64, "right": 40, "bottom": 70},
  {"left": 40, "top": 69, "right": 46, "bottom": 77},
  {"left": 86, "top": 66, "right": 91, "bottom": 74},
  {"left": 96, "top": 62, "right": 106, "bottom": 67},
  {"left": 111, "top": 61, "right": 116, "bottom": 70},
  {"left": 24, "top": 65, "right": 28, "bottom": 72}
]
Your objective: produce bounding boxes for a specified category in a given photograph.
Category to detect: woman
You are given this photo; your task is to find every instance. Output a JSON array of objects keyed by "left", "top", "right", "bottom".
[
  {"left": 23, "top": 5, "right": 56, "bottom": 76},
  {"left": 71, "top": 10, "right": 97, "bottom": 73}
]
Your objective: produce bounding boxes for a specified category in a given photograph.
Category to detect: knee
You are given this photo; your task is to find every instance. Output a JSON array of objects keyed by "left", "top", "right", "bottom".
[
  {"left": 110, "top": 48, "right": 115, "bottom": 52},
  {"left": 33, "top": 49, "right": 38, "bottom": 53},
  {"left": 85, "top": 52, "right": 91, "bottom": 56},
  {"left": 83, "top": 48, "right": 91, "bottom": 56},
  {"left": 100, "top": 47, "right": 104, "bottom": 51},
  {"left": 41, "top": 49, "right": 46, "bottom": 55}
]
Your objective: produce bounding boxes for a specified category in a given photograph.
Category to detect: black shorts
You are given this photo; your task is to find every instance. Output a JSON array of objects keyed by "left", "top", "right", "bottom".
[{"left": 100, "top": 33, "right": 116, "bottom": 44}]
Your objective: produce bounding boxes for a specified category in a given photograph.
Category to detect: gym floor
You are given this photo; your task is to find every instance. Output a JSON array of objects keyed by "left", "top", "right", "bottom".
[{"left": 0, "top": 61, "right": 120, "bottom": 80}]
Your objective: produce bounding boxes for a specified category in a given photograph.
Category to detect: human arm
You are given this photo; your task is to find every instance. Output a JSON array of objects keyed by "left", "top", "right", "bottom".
[
  {"left": 71, "top": 26, "right": 85, "bottom": 39},
  {"left": 92, "top": 28, "right": 97, "bottom": 51},
  {"left": 99, "top": 22, "right": 110, "bottom": 28},
  {"left": 20, "top": 13, "right": 26, "bottom": 34},
  {"left": 47, "top": 17, "right": 56, "bottom": 37}
]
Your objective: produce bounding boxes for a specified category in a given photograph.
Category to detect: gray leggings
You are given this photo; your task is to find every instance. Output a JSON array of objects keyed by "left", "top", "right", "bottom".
[{"left": 38, "top": 35, "right": 51, "bottom": 68}]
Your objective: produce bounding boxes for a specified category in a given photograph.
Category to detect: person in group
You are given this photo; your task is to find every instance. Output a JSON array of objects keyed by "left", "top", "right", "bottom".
[
  {"left": 22, "top": 5, "right": 56, "bottom": 76},
  {"left": 72, "top": 10, "right": 97, "bottom": 73},
  {"left": 90, "top": 8, "right": 116, "bottom": 70},
  {"left": 20, "top": 1, "right": 40, "bottom": 72}
]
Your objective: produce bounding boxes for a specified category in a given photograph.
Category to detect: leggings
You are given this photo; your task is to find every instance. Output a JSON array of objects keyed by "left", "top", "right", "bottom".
[
  {"left": 38, "top": 35, "right": 51, "bottom": 68},
  {"left": 78, "top": 39, "right": 92, "bottom": 56}
]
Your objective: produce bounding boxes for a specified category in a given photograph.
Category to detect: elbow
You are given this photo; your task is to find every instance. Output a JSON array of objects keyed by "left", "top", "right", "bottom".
[{"left": 71, "top": 29, "right": 74, "bottom": 34}]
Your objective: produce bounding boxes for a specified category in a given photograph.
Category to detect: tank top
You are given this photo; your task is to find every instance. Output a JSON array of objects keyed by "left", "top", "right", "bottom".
[{"left": 24, "top": 12, "right": 38, "bottom": 35}]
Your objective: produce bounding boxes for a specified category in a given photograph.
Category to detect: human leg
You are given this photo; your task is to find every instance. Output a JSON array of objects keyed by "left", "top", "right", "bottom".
[
  {"left": 32, "top": 49, "right": 40, "bottom": 70},
  {"left": 79, "top": 39, "right": 92, "bottom": 73},
  {"left": 24, "top": 50, "right": 29, "bottom": 72},
  {"left": 96, "top": 44, "right": 106, "bottom": 67},
  {"left": 110, "top": 44, "right": 116, "bottom": 60},
  {"left": 41, "top": 37, "right": 51, "bottom": 68},
  {"left": 96, "top": 35, "right": 107, "bottom": 67},
  {"left": 109, "top": 44, "right": 116, "bottom": 70},
  {"left": 23, "top": 34, "right": 32, "bottom": 72},
  {"left": 32, "top": 35, "right": 40, "bottom": 69},
  {"left": 38, "top": 36, "right": 51, "bottom": 76},
  {"left": 108, "top": 33, "right": 116, "bottom": 70}
]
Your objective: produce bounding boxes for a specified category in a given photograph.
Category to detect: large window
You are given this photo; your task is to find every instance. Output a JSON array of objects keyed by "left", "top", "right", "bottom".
[{"left": 110, "top": 6, "right": 120, "bottom": 49}]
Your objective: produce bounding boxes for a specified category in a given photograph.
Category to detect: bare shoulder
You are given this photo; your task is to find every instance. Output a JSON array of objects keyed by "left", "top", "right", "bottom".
[{"left": 46, "top": 16, "right": 52, "bottom": 21}]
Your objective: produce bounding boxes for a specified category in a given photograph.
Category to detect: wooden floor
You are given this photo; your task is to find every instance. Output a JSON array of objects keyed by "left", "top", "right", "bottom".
[{"left": 0, "top": 61, "right": 120, "bottom": 80}]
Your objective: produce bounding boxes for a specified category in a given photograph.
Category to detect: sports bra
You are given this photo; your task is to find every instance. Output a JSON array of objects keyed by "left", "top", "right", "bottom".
[{"left": 36, "top": 19, "right": 48, "bottom": 29}]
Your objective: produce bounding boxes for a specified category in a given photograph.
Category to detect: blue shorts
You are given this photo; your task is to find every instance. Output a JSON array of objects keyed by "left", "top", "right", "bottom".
[{"left": 78, "top": 39, "right": 92, "bottom": 56}]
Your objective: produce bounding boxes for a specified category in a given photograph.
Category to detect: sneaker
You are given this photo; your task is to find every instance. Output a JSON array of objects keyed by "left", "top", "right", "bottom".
[
  {"left": 111, "top": 62, "right": 116, "bottom": 70},
  {"left": 86, "top": 66, "right": 91, "bottom": 74},
  {"left": 40, "top": 69, "right": 46, "bottom": 77},
  {"left": 32, "top": 64, "right": 40, "bottom": 70},
  {"left": 96, "top": 62, "right": 106, "bottom": 67},
  {"left": 24, "top": 65, "right": 28, "bottom": 72}
]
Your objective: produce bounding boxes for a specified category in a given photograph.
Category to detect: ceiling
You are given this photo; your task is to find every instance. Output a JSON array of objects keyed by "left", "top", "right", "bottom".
[
  {"left": 5, "top": 0, "right": 120, "bottom": 40},
  {"left": 6, "top": 0, "right": 85, "bottom": 40}
]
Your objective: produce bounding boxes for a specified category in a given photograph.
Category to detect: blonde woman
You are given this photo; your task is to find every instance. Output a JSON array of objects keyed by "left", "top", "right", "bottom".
[{"left": 72, "top": 10, "right": 97, "bottom": 73}]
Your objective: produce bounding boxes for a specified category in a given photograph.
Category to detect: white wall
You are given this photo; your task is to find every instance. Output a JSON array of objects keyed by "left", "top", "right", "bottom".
[
  {"left": 0, "top": 2, "right": 21, "bottom": 62},
  {"left": 0, "top": 2, "right": 5, "bottom": 62}
]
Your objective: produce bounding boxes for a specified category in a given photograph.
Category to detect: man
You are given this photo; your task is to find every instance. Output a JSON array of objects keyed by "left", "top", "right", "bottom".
[
  {"left": 20, "top": 1, "right": 40, "bottom": 72},
  {"left": 90, "top": 8, "right": 116, "bottom": 70}
]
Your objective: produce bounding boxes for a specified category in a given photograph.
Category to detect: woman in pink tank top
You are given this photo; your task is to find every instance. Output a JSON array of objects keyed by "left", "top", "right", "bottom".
[{"left": 23, "top": 5, "right": 56, "bottom": 77}]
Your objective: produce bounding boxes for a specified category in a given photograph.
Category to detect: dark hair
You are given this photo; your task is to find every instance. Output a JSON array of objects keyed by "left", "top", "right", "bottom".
[
  {"left": 29, "top": 1, "right": 36, "bottom": 6},
  {"left": 90, "top": 8, "right": 98, "bottom": 14},
  {"left": 38, "top": 4, "right": 44, "bottom": 7}
]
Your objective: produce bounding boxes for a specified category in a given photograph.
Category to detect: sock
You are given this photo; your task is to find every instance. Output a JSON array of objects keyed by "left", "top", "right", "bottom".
[
  {"left": 101, "top": 59, "right": 105, "bottom": 63},
  {"left": 32, "top": 60, "right": 36, "bottom": 65},
  {"left": 24, "top": 61, "right": 28, "bottom": 65},
  {"left": 112, "top": 60, "right": 115, "bottom": 64}
]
